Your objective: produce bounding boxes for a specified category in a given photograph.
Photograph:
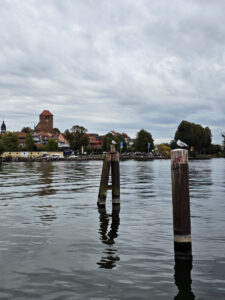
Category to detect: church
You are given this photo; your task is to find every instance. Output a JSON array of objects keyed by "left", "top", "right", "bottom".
[{"left": 35, "top": 110, "right": 53, "bottom": 133}]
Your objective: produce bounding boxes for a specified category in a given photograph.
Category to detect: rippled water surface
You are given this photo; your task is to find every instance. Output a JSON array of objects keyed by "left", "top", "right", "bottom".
[{"left": 0, "top": 159, "right": 225, "bottom": 299}]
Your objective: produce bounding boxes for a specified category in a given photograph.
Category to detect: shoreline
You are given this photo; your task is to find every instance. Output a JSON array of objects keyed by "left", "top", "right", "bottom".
[{"left": 1, "top": 154, "right": 224, "bottom": 162}]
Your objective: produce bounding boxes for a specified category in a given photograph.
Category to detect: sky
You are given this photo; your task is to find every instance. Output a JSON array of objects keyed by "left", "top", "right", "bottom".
[{"left": 0, "top": 0, "right": 225, "bottom": 144}]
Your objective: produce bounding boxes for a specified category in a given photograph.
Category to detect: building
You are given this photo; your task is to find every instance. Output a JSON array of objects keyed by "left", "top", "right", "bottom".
[
  {"left": 1, "top": 121, "right": 6, "bottom": 134},
  {"left": 13, "top": 132, "right": 27, "bottom": 148},
  {"left": 0, "top": 151, "right": 64, "bottom": 159},
  {"left": 35, "top": 110, "right": 53, "bottom": 133},
  {"left": 53, "top": 133, "right": 70, "bottom": 149},
  {"left": 88, "top": 133, "right": 103, "bottom": 149}
]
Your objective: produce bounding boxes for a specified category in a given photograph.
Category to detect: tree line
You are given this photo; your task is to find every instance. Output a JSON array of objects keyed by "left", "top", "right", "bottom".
[
  {"left": 0, "top": 132, "right": 59, "bottom": 154},
  {"left": 0, "top": 121, "right": 224, "bottom": 156}
]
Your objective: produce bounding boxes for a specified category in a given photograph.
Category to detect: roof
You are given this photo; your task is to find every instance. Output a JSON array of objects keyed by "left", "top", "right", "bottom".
[
  {"left": 40, "top": 110, "right": 53, "bottom": 116},
  {"left": 88, "top": 133, "right": 99, "bottom": 138},
  {"left": 13, "top": 132, "right": 26, "bottom": 138}
]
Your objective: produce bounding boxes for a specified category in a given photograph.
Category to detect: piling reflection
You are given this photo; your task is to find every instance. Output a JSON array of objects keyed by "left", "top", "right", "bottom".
[
  {"left": 35, "top": 205, "right": 57, "bottom": 224},
  {"left": 174, "top": 253, "right": 195, "bottom": 300},
  {"left": 37, "top": 162, "right": 56, "bottom": 196},
  {"left": 97, "top": 206, "right": 120, "bottom": 269}
]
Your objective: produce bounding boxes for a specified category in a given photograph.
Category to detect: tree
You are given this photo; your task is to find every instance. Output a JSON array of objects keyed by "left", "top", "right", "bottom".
[
  {"left": 222, "top": 133, "right": 225, "bottom": 152},
  {"left": 103, "top": 133, "right": 120, "bottom": 152},
  {"left": 135, "top": 129, "right": 154, "bottom": 153},
  {"left": 157, "top": 144, "right": 171, "bottom": 157},
  {"left": 174, "top": 121, "right": 212, "bottom": 154},
  {"left": 65, "top": 125, "right": 89, "bottom": 152},
  {"left": 102, "top": 133, "right": 126, "bottom": 152},
  {"left": 0, "top": 139, "right": 6, "bottom": 155},
  {"left": 21, "top": 127, "right": 33, "bottom": 134},
  {"left": 45, "top": 138, "right": 59, "bottom": 151},
  {"left": 205, "top": 144, "right": 222, "bottom": 155},
  {"left": 170, "top": 140, "right": 177, "bottom": 149},
  {"left": 1, "top": 132, "right": 19, "bottom": 151},
  {"left": 53, "top": 128, "right": 60, "bottom": 134},
  {"left": 25, "top": 133, "right": 35, "bottom": 151}
]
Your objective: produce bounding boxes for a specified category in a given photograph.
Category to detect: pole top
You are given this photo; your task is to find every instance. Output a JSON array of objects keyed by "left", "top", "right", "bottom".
[
  {"left": 110, "top": 144, "right": 116, "bottom": 153},
  {"left": 171, "top": 149, "right": 188, "bottom": 165}
]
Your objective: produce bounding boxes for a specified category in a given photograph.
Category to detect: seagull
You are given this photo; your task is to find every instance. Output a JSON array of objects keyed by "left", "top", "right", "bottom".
[
  {"left": 111, "top": 140, "right": 117, "bottom": 145},
  {"left": 177, "top": 140, "right": 189, "bottom": 148}
]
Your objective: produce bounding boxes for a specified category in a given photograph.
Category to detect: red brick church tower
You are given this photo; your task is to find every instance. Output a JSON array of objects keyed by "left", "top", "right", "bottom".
[{"left": 35, "top": 110, "right": 53, "bottom": 133}]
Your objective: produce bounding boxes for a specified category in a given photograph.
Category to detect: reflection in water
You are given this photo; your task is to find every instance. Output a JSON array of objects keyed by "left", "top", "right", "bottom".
[
  {"left": 174, "top": 254, "right": 195, "bottom": 300},
  {"left": 189, "top": 164, "right": 212, "bottom": 199},
  {"left": 38, "top": 162, "right": 56, "bottom": 196},
  {"left": 97, "top": 206, "right": 120, "bottom": 269},
  {"left": 34, "top": 205, "right": 57, "bottom": 224},
  {"left": 36, "top": 163, "right": 57, "bottom": 223}
]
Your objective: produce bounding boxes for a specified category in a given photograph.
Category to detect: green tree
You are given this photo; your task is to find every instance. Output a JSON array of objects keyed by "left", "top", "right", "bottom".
[
  {"left": 222, "top": 133, "right": 225, "bottom": 152},
  {"left": 1, "top": 132, "right": 19, "bottom": 151},
  {"left": 21, "top": 127, "right": 33, "bottom": 134},
  {"left": 103, "top": 133, "right": 120, "bottom": 152},
  {"left": 53, "top": 128, "right": 60, "bottom": 134},
  {"left": 45, "top": 138, "right": 59, "bottom": 151},
  {"left": 102, "top": 133, "right": 126, "bottom": 152},
  {"left": 0, "top": 139, "right": 6, "bottom": 155},
  {"left": 65, "top": 125, "right": 89, "bottom": 152},
  {"left": 25, "top": 133, "right": 35, "bottom": 151},
  {"left": 205, "top": 144, "right": 221, "bottom": 155},
  {"left": 174, "top": 120, "right": 212, "bottom": 154},
  {"left": 135, "top": 129, "right": 154, "bottom": 153},
  {"left": 157, "top": 144, "right": 171, "bottom": 157},
  {"left": 170, "top": 140, "right": 177, "bottom": 149}
]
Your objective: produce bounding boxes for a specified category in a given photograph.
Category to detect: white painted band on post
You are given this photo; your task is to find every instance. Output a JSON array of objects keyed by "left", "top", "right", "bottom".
[
  {"left": 112, "top": 198, "right": 120, "bottom": 204},
  {"left": 174, "top": 234, "right": 192, "bottom": 243},
  {"left": 98, "top": 199, "right": 106, "bottom": 205},
  {"left": 171, "top": 149, "right": 188, "bottom": 165}
]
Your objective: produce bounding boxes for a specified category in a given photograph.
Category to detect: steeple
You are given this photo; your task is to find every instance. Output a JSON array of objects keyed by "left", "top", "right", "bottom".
[{"left": 1, "top": 121, "right": 6, "bottom": 134}]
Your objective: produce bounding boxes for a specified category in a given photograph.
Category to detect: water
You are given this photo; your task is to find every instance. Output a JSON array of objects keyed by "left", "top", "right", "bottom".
[{"left": 0, "top": 159, "right": 225, "bottom": 299}]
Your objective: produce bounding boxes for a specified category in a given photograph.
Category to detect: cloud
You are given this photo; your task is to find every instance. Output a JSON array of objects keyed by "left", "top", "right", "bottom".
[{"left": 0, "top": 0, "right": 224, "bottom": 143}]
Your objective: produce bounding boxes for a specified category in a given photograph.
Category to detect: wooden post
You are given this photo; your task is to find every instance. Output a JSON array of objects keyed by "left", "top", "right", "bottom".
[
  {"left": 111, "top": 151, "right": 120, "bottom": 205},
  {"left": 98, "top": 144, "right": 120, "bottom": 207},
  {"left": 171, "top": 149, "right": 191, "bottom": 253},
  {"left": 98, "top": 153, "right": 111, "bottom": 207}
]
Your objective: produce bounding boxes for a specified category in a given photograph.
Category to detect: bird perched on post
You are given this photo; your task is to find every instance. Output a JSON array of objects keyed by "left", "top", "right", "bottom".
[{"left": 177, "top": 140, "right": 189, "bottom": 148}]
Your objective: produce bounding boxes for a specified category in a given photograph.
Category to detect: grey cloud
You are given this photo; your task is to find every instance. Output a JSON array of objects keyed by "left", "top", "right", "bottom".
[{"left": 0, "top": 0, "right": 224, "bottom": 143}]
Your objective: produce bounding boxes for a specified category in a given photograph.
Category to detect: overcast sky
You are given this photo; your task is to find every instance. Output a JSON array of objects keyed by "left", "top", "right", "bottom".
[{"left": 0, "top": 0, "right": 225, "bottom": 143}]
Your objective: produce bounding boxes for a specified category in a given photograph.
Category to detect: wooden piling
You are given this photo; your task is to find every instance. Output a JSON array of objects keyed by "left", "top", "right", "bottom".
[
  {"left": 98, "top": 153, "right": 111, "bottom": 207},
  {"left": 171, "top": 149, "right": 191, "bottom": 253},
  {"left": 98, "top": 144, "right": 120, "bottom": 207},
  {"left": 111, "top": 151, "right": 120, "bottom": 205}
]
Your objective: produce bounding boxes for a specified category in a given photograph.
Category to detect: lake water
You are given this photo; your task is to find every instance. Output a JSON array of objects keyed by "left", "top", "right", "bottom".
[{"left": 0, "top": 159, "right": 225, "bottom": 299}]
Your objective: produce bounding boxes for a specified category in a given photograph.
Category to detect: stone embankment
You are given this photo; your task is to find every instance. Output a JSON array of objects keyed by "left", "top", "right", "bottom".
[{"left": 1, "top": 154, "right": 169, "bottom": 162}]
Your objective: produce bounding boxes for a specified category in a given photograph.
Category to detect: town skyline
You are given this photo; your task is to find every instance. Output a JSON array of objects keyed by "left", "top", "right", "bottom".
[
  {"left": 1, "top": 107, "right": 224, "bottom": 145},
  {"left": 1, "top": 108, "right": 224, "bottom": 146}
]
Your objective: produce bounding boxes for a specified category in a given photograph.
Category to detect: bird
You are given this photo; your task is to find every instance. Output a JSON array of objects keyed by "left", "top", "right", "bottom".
[
  {"left": 111, "top": 140, "right": 117, "bottom": 145},
  {"left": 177, "top": 140, "right": 189, "bottom": 148}
]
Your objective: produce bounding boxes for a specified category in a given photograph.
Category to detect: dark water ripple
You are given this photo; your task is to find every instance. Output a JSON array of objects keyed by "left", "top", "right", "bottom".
[{"left": 0, "top": 159, "right": 225, "bottom": 299}]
